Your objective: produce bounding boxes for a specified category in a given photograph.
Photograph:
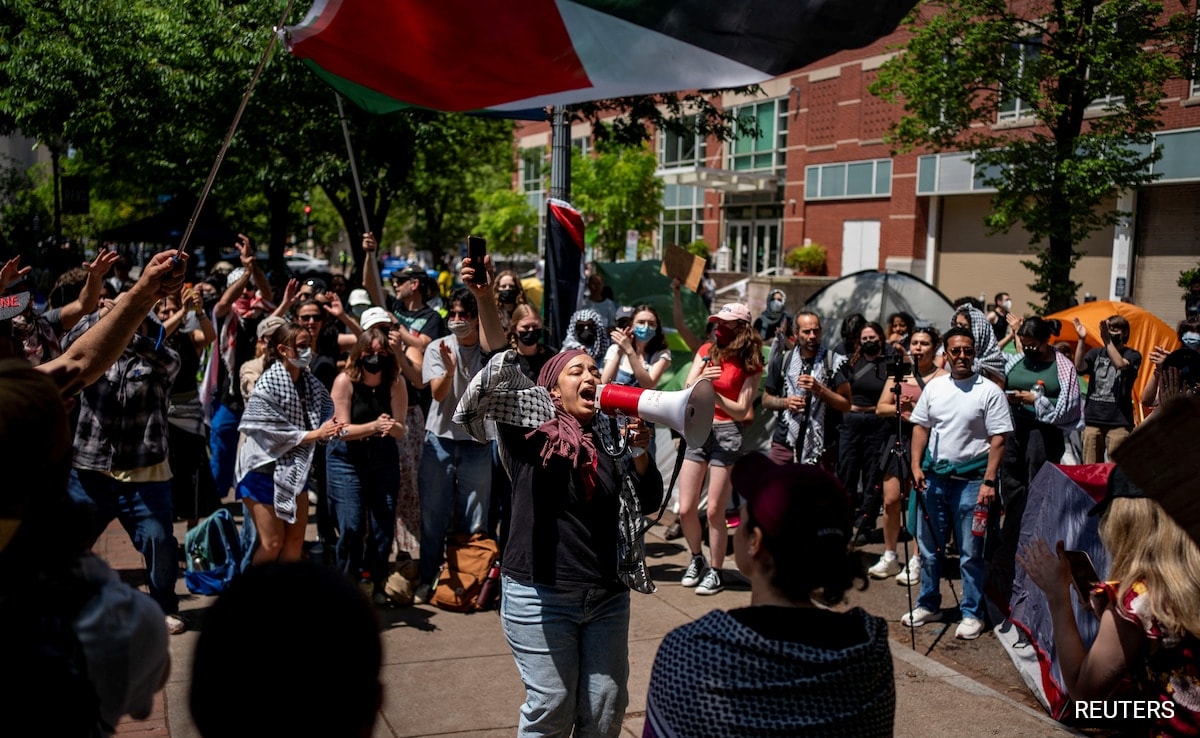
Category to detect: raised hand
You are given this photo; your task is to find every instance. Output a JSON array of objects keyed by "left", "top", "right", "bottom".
[
  {"left": 362, "top": 232, "right": 377, "bottom": 253},
  {"left": 1073, "top": 317, "right": 1087, "bottom": 341},
  {"left": 85, "top": 249, "right": 121, "bottom": 280},
  {"left": 0, "top": 256, "right": 31, "bottom": 292},
  {"left": 236, "top": 234, "right": 255, "bottom": 266}
]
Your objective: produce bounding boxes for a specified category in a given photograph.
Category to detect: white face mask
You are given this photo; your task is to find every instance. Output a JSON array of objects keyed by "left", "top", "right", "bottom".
[
  {"left": 288, "top": 347, "right": 313, "bottom": 369},
  {"left": 1183, "top": 332, "right": 1200, "bottom": 350},
  {"left": 448, "top": 319, "right": 472, "bottom": 338},
  {"left": 1002, "top": 299, "right": 1013, "bottom": 311}
]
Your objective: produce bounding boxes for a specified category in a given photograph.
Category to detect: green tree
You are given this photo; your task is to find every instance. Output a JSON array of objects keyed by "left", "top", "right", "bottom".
[
  {"left": 570, "top": 139, "right": 664, "bottom": 262},
  {"left": 871, "top": 0, "right": 1196, "bottom": 311},
  {"left": 474, "top": 189, "right": 538, "bottom": 256}
]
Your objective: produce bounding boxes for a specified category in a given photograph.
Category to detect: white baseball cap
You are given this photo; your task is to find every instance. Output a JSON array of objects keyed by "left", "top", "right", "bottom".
[
  {"left": 348, "top": 288, "right": 371, "bottom": 307},
  {"left": 359, "top": 307, "right": 392, "bottom": 332}
]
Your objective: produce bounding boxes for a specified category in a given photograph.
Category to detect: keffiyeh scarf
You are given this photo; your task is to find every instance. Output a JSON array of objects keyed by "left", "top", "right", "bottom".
[
  {"left": 954, "top": 304, "right": 1005, "bottom": 380},
  {"left": 782, "top": 345, "right": 831, "bottom": 465},
  {"left": 561, "top": 307, "right": 611, "bottom": 363},
  {"left": 454, "top": 350, "right": 655, "bottom": 593},
  {"left": 236, "top": 361, "right": 332, "bottom": 523}
]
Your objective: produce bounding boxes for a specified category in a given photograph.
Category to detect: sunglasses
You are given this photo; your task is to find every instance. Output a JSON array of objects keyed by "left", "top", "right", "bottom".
[
  {"left": 946, "top": 347, "right": 976, "bottom": 357},
  {"left": 447, "top": 310, "right": 474, "bottom": 318}
]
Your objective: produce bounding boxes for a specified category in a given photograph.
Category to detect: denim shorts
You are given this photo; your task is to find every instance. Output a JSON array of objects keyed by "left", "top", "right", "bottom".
[
  {"left": 235, "top": 471, "right": 274, "bottom": 505},
  {"left": 684, "top": 421, "right": 744, "bottom": 467}
]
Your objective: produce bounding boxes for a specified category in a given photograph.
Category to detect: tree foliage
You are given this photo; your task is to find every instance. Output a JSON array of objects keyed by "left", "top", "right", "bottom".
[
  {"left": 871, "top": 0, "right": 1196, "bottom": 311},
  {"left": 474, "top": 188, "right": 538, "bottom": 257},
  {"left": 570, "top": 138, "right": 664, "bottom": 262}
]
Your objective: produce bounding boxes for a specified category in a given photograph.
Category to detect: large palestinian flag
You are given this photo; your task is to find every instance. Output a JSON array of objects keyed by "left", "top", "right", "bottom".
[{"left": 284, "top": 0, "right": 917, "bottom": 116}]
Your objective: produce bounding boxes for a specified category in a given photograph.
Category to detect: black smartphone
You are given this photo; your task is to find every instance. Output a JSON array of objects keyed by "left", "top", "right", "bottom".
[
  {"left": 1062, "top": 549, "right": 1101, "bottom": 606},
  {"left": 467, "top": 236, "right": 487, "bottom": 285}
]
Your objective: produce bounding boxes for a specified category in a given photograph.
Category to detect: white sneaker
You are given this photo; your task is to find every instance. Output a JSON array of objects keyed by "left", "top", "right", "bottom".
[
  {"left": 695, "top": 568, "right": 724, "bottom": 595},
  {"left": 868, "top": 554, "right": 901, "bottom": 579},
  {"left": 895, "top": 555, "right": 921, "bottom": 586},
  {"left": 680, "top": 554, "right": 707, "bottom": 588},
  {"left": 901, "top": 606, "right": 938, "bottom": 628},
  {"left": 956, "top": 617, "right": 985, "bottom": 640}
]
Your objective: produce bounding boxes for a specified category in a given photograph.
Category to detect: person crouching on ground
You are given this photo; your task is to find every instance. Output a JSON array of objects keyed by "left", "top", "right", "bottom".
[
  {"left": 644, "top": 452, "right": 894, "bottom": 737},
  {"left": 454, "top": 348, "right": 663, "bottom": 737}
]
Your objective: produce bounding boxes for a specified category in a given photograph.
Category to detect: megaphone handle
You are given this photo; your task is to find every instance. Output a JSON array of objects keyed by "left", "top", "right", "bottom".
[{"left": 601, "top": 414, "right": 629, "bottom": 459}]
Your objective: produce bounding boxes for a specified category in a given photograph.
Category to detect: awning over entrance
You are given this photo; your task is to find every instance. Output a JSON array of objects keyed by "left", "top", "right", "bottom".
[{"left": 656, "top": 165, "right": 777, "bottom": 193}]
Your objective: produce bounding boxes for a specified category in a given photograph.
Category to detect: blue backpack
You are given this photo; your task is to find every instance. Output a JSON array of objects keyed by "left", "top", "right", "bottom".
[{"left": 184, "top": 508, "right": 243, "bottom": 595}]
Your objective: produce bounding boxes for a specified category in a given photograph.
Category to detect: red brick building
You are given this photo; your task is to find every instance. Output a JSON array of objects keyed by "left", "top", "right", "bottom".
[{"left": 515, "top": 26, "right": 1200, "bottom": 325}]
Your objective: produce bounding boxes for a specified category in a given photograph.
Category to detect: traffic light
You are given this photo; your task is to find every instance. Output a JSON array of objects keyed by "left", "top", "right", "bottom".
[{"left": 303, "top": 204, "right": 311, "bottom": 227}]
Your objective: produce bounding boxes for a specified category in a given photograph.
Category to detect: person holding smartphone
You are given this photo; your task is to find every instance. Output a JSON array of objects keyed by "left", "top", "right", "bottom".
[
  {"left": 1020, "top": 468, "right": 1200, "bottom": 734},
  {"left": 1072, "top": 315, "right": 1141, "bottom": 464}
]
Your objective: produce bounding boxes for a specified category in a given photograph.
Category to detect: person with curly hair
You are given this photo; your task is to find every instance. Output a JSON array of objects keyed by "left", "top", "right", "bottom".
[{"left": 676, "top": 303, "right": 764, "bottom": 596}]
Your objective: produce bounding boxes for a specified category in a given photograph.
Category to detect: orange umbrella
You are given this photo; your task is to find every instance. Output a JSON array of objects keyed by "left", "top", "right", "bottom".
[{"left": 1045, "top": 301, "right": 1181, "bottom": 424}]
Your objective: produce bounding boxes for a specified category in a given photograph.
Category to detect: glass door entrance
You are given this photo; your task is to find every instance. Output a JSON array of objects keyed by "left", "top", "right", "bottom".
[{"left": 725, "top": 220, "right": 781, "bottom": 274}]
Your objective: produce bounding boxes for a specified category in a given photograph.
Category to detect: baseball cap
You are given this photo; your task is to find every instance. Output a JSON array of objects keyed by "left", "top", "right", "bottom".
[
  {"left": 359, "top": 307, "right": 392, "bottom": 332},
  {"left": 0, "top": 291, "right": 31, "bottom": 321},
  {"left": 615, "top": 305, "right": 635, "bottom": 326},
  {"left": 1089, "top": 465, "right": 1147, "bottom": 517},
  {"left": 348, "top": 288, "right": 371, "bottom": 307},
  {"left": 256, "top": 315, "right": 288, "bottom": 340},
  {"left": 395, "top": 266, "right": 426, "bottom": 283},
  {"left": 707, "top": 302, "right": 752, "bottom": 324},
  {"left": 731, "top": 452, "right": 852, "bottom": 543},
  {"left": 226, "top": 266, "right": 247, "bottom": 285}
]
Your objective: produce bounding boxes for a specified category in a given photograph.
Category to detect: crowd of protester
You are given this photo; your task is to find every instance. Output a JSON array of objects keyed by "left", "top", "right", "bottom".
[{"left": 2, "top": 237, "right": 1198, "bottom": 736}]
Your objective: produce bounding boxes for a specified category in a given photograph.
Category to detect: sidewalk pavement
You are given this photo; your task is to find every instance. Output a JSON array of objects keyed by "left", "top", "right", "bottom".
[{"left": 104, "top": 516, "right": 1077, "bottom": 738}]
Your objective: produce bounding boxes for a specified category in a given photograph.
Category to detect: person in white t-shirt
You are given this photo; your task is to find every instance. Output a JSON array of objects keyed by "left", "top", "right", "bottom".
[{"left": 901, "top": 326, "right": 1012, "bottom": 641}]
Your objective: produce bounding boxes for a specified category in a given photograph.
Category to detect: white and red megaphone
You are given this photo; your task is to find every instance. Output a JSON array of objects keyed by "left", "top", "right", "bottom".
[{"left": 595, "top": 380, "right": 716, "bottom": 448}]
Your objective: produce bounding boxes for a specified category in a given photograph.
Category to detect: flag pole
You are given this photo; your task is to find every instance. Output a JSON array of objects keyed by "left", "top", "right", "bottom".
[
  {"left": 335, "top": 93, "right": 373, "bottom": 235},
  {"left": 177, "top": 0, "right": 299, "bottom": 258}
]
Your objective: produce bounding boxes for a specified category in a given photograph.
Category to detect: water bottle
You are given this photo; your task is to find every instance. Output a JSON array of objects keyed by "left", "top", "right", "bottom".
[
  {"left": 476, "top": 562, "right": 501, "bottom": 609},
  {"left": 1032, "top": 379, "right": 1045, "bottom": 402},
  {"left": 971, "top": 503, "right": 988, "bottom": 537}
]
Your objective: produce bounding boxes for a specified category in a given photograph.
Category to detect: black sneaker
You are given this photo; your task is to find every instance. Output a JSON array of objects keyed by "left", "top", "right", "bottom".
[
  {"left": 680, "top": 554, "right": 706, "bottom": 587},
  {"left": 695, "top": 568, "right": 724, "bottom": 595}
]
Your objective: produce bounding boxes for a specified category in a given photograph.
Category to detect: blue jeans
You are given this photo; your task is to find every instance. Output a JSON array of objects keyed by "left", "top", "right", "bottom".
[
  {"left": 68, "top": 469, "right": 179, "bottom": 615},
  {"left": 501, "top": 576, "right": 630, "bottom": 738},
  {"left": 915, "top": 475, "right": 986, "bottom": 620},
  {"left": 326, "top": 439, "right": 400, "bottom": 585},
  {"left": 417, "top": 432, "right": 492, "bottom": 582},
  {"left": 209, "top": 402, "right": 241, "bottom": 499}
]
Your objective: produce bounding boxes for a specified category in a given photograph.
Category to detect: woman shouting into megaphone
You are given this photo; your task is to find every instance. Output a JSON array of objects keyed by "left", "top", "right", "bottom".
[{"left": 454, "top": 346, "right": 663, "bottom": 737}]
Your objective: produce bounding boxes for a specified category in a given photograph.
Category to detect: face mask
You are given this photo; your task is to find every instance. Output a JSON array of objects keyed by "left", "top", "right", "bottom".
[
  {"left": 1023, "top": 345, "right": 1042, "bottom": 359},
  {"left": 497, "top": 288, "right": 518, "bottom": 305},
  {"left": 1183, "top": 332, "right": 1200, "bottom": 350},
  {"left": 360, "top": 354, "right": 384, "bottom": 374},
  {"left": 1108, "top": 332, "right": 1125, "bottom": 346},
  {"left": 288, "top": 347, "right": 313, "bottom": 369},
  {"left": 448, "top": 319, "right": 471, "bottom": 338},
  {"left": 516, "top": 329, "right": 542, "bottom": 347},
  {"left": 860, "top": 340, "right": 882, "bottom": 356},
  {"left": 1002, "top": 300, "right": 1013, "bottom": 311},
  {"left": 352, "top": 305, "right": 368, "bottom": 319},
  {"left": 576, "top": 327, "right": 597, "bottom": 346},
  {"left": 713, "top": 324, "right": 735, "bottom": 347},
  {"left": 632, "top": 325, "right": 654, "bottom": 342},
  {"left": 767, "top": 299, "right": 783, "bottom": 313}
]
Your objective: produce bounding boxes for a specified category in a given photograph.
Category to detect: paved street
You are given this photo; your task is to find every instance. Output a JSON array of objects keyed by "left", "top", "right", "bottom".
[{"left": 99, "top": 507, "right": 1079, "bottom": 737}]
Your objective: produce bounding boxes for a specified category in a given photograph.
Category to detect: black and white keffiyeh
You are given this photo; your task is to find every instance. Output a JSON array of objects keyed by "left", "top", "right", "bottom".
[
  {"left": 561, "top": 307, "right": 611, "bottom": 362},
  {"left": 454, "top": 350, "right": 656, "bottom": 594},
  {"left": 236, "top": 361, "right": 332, "bottom": 523},
  {"left": 954, "top": 303, "right": 1005, "bottom": 380},
  {"left": 782, "top": 345, "right": 831, "bottom": 465}
]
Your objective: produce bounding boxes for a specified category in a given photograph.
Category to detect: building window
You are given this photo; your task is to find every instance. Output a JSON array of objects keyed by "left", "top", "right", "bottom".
[
  {"left": 804, "top": 159, "right": 892, "bottom": 200},
  {"left": 997, "top": 37, "right": 1041, "bottom": 122},
  {"left": 728, "top": 98, "right": 788, "bottom": 172},
  {"left": 659, "top": 123, "right": 706, "bottom": 168},
  {"left": 572, "top": 136, "right": 591, "bottom": 156},
  {"left": 521, "top": 146, "right": 547, "bottom": 245},
  {"left": 659, "top": 185, "right": 702, "bottom": 250}
]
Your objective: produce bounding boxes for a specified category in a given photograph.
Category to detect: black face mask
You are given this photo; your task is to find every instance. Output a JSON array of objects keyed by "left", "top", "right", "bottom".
[
  {"left": 497, "top": 288, "right": 518, "bottom": 305},
  {"left": 516, "top": 329, "right": 542, "bottom": 347},
  {"left": 1109, "top": 332, "right": 1125, "bottom": 346},
  {"left": 576, "top": 327, "right": 596, "bottom": 346},
  {"left": 1023, "top": 345, "right": 1042, "bottom": 359},
  {"left": 202, "top": 294, "right": 219, "bottom": 313},
  {"left": 860, "top": 340, "right": 882, "bottom": 356},
  {"left": 360, "top": 354, "right": 384, "bottom": 374}
]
